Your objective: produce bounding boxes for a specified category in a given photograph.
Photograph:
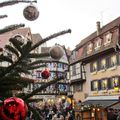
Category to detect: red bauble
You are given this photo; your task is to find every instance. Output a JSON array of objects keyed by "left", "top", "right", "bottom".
[
  {"left": 41, "top": 69, "right": 50, "bottom": 79},
  {"left": 0, "top": 97, "right": 28, "bottom": 120}
]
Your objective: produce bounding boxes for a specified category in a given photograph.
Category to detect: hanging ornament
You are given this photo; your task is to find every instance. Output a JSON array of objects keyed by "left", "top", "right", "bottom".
[
  {"left": 0, "top": 97, "right": 28, "bottom": 120},
  {"left": 23, "top": 3, "right": 39, "bottom": 21},
  {"left": 49, "top": 45, "right": 64, "bottom": 60},
  {"left": 41, "top": 68, "right": 50, "bottom": 79}
]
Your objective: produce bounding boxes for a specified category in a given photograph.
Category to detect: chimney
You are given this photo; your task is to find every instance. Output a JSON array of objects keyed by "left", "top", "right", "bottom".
[{"left": 96, "top": 21, "right": 101, "bottom": 36}]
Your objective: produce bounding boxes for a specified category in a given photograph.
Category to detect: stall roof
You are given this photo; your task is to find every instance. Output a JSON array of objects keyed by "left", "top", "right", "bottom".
[
  {"left": 83, "top": 100, "right": 118, "bottom": 108},
  {"left": 83, "top": 95, "right": 120, "bottom": 108}
]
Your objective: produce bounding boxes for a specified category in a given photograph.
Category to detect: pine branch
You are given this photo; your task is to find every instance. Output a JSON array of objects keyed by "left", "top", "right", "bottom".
[
  {"left": 31, "top": 29, "right": 71, "bottom": 50},
  {"left": 14, "top": 66, "right": 31, "bottom": 74},
  {"left": 21, "top": 76, "right": 64, "bottom": 100},
  {"left": 28, "top": 59, "right": 68, "bottom": 66},
  {"left": 0, "top": 54, "right": 13, "bottom": 63},
  {"left": 21, "top": 41, "right": 32, "bottom": 56},
  {"left": 0, "top": 29, "right": 71, "bottom": 80},
  {"left": 27, "top": 64, "right": 46, "bottom": 70},
  {"left": 0, "top": 15, "right": 7, "bottom": 19},
  {"left": 28, "top": 105, "right": 44, "bottom": 120},
  {"left": 0, "top": 0, "right": 37, "bottom": 8},
  {"left": 0, "top": 23, "right": 25, "bottom": 34},
  {"left": 0, "top": 76, "right": 34, "bottom": 84},
  {"left": 9, "top": 37, "right": 23, "bottom": 54},
  {"left": 27, "top": 53, "right": 50, "bottom": 58},
  {"left": 5, "top": 45, "right": 19, "bottom": 57}
]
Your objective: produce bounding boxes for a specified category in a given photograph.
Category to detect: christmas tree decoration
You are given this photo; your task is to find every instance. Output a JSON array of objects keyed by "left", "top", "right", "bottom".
[
  {"left": 49, "top": 45, "right": 64, "bottom": 60},
  {"left": 0, "top": 28, "right": 71, "bottom": 119},
  {"left": 23, "top": 4, "right": 39, "bottom": 21},
  {"left": 0, "top": 97, "right": 28, "bottom": 120},
  {"left": 41, "top": 68, "right": 50, "bottom": 79}
]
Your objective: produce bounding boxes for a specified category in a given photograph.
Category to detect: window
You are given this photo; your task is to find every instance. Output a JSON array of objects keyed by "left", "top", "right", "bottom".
[
  {"left": 101, "top": 79, "right": 108, "bottom": 90},
  {"left": 104, "top": 32, "right": 112, "bottom": 46},
  {"left": 91, "top": 81, "right": 98, "bottom": 91},
  {"left": 106, "top": 55, "right": 117, "bottom": 68},
  {"left": 109, "top": 77, "right": 119, "bottom": 89},
  {"left": 110, "top": 55, "right": 117, "bottom": 67},
  {"left": 90, "top": 61, "right": 97, "bottom": 72},
  {"left": 73, "top": 84, "right": 83, "bottom": 92},
  {"left": 94, "top": 38, "right": 102, "bottom": 51},
  {"left": 72, "top": 51, "right": 76, "bottom": 60},
  {"left": 72, "top": 65, "right": 76, "bottom": 76},
  {"left": 100, "top": 58, "right": 106, "bottom": 70},
  {"left": 87, "top": 42, "right": 93, "bottom": 54},
  {"left": 36, "top": 71, "right": 41, "bottom": 78}
]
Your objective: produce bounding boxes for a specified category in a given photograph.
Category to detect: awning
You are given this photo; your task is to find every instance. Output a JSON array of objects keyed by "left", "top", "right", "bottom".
[{"left": 83, "top": 100, "right": 118, "bottom": 108}]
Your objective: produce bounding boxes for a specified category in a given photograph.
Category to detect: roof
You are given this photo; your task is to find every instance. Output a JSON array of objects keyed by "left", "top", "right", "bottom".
[
  {"left": 83, "top": 95, "right": 120, "bottom": 108},
  {"left": 75, "top": 16, "right": 120, "bottom": 49},
  {"left": 83, "top": 100, "right": 118, "bottom": 108},
  {"left": 0, "top": 33, "right": 12, "bottom": 48},
  {"left": 31, "top": 33, "right": 42, "bottom": 44},
  {"left": 8, "top": 27, "right": 31, "bottom": 38},
  {"left": 0, "top": 27, "right": 31, "bottom": 49}
]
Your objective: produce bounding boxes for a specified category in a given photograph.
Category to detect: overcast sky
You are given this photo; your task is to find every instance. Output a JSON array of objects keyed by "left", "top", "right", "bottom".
[{"left": 0, "top": 0, "right": 120, "bottom": 50}]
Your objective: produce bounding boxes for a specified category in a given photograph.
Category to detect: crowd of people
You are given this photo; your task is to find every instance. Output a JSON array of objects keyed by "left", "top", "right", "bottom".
[{"left": 26, "top": 99, "right": 75, "bottom": 120}]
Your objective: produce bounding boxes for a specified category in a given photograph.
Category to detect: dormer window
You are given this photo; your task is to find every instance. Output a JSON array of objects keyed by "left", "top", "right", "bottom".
[
  {"left": 87, "top": 42, "right": 93, "bottom": 54},
  {"left": 104, "top": 32, "right": 112, "bottom": 46},
  {"left": 94, "top": 38, "right": 102, "bottom": 51}
]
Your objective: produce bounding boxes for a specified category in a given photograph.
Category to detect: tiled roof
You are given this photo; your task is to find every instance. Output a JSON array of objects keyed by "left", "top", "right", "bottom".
[
  {"left": 76, "top": 16, "right": 120, "bottom": 49},
  {"left": 7, "top": 27, "right": 31, "bottom": 38},
  {"left": 31, "top": 33, "right": 42, "bottom": 44},
  {"left": 0, "top": 33, "right": 12, "bottom": 48}
]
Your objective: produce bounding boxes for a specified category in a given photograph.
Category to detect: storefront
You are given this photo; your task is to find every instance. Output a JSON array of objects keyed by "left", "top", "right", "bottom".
[{"left": 74, "top": 96, "right": 120, "bottom": 120}]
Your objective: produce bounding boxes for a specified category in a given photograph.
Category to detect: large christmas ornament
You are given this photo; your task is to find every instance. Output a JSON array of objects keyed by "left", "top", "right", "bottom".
[
  {"left": 49, "top": 45, "right": 64, "bottom": 60},
  {"left": 41, "top": 69, "right": 50, "bottom": 79},
  {"left": 0, "top": 97, "right": 28, "bottom": 120},
  {"left": 23, "top": 4, "right": 39, "bottom": 21}
]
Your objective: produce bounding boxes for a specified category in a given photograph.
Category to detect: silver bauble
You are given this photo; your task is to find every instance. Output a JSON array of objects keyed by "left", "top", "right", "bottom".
[
  {"left": 49, "top": 45, "right": 64, "bottom": 60},
  {"left": 23, "top": 4, "right": 39, "bottom": 21}
]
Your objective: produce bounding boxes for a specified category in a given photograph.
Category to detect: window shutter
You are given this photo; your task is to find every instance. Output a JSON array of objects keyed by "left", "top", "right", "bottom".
[
  {"left": 107, "top": 78, "right": 111, "bottom": 89},
  {"left": 106, "top": 57, "right": 110, "bottom": 68},
  {"left": 116, "top": 53, "right": 119, "bottom": 65},
  {"left": 98, "top": 80, "right": 101, "bottom": 90},
  {"left": 91, "top": 82, "right": 94, "bottom": 91},
  {"left": 90, "top": 63, "right": 93, "bottom": 72},
  {"left": 97, "top": 59, "right": 100, "bottom": 71}
]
